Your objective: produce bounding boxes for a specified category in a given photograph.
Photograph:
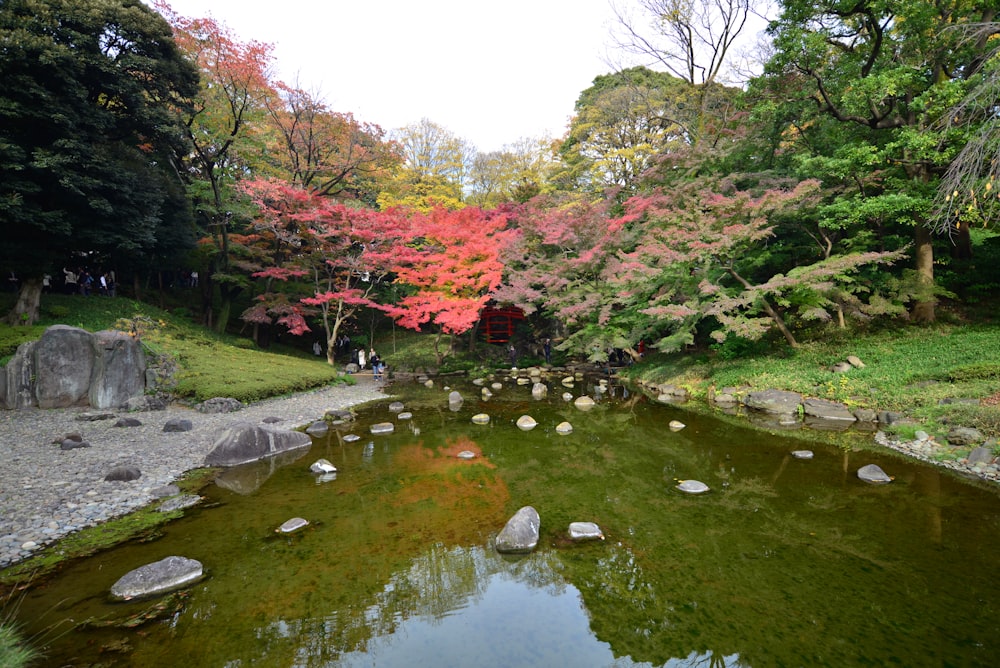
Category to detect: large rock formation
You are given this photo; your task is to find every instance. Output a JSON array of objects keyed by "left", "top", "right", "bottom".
[
  {"left": 2, "top": 325, "right": 147, "bottom": 410},
  {"left": 204, "top": 423, "right": 313, "bottom": 467}
]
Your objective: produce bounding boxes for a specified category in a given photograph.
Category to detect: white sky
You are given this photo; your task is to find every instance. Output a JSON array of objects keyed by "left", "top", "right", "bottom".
[{"left": 157, "top": 0, "right": 623, "bottom": 152}]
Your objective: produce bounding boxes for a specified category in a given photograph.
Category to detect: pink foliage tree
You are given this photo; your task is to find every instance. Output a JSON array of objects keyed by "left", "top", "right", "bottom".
[
  {"left": 380, "top": 206, "right": 517, "bottom": 364},
  {"left": 241, "top": 179, "right": 408, "bottom": 364}
]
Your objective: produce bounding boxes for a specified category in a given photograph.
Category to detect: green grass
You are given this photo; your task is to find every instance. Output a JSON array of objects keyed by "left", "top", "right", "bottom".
[
  {"left": 624, "top": 323, "right": 1000, "bottom": 439},
  {"left": 0, "top": 294, "right": 351, "bottom": 403},
  {"left": 0, "top": 623, "right": 36, "bottom": 668}
]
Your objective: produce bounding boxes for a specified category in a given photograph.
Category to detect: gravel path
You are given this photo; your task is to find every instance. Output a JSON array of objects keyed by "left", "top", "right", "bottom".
[{"left": 0, "top": 377, "right": 389, "bottom": 569}]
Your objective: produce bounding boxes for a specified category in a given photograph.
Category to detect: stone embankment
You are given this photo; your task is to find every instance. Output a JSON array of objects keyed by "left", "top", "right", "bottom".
[{"left": 0, "top": 378, "right": 388, "bottom": 569}]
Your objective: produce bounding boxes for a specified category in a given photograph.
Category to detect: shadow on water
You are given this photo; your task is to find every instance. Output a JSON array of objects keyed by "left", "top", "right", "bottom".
[{"left": 11, "top": 375, "right": 1000, "bottom": 667}]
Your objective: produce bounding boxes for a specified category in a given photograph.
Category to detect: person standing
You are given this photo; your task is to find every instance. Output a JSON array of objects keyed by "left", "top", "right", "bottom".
[
  {"left": 358, "top": 348, "right": 366, "bottom": 370},
  {"left": 62, "top": 267, "right": 77, "bottom": 294},
  {"left": 543, "top": 338, "right": 552, "bottom": 365}
]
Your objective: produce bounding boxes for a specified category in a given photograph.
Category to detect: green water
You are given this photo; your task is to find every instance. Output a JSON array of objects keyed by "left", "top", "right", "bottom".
[{"left": 12, "top": 380, "right": 1000, "bottom": 667}]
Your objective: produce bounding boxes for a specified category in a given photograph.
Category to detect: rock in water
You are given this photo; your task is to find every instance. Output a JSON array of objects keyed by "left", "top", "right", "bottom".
[
  {"left": 110, "top": 556, "right": 203, "bottom": 601},
  {"left": 495, "top": 506, "right": 540, "bottom": 554},
  {"left": 370, "top": 422, "right": 395, "bottom": 434},
  {"left": 278, "top": 517, "right": 309, "bottom": 533},
  {"left": 471, "top": 413, "right": 490, "bottom": 425},
  {"left": 555, "top": 422, "right": 573, "bottom": 435},
  {"left": 791, "top": 450, "right": 814, "bottom": 459},
  {"left": 857, "top": 464, "right": 892, "bottom": 484},
  {"left": 204, "top": 424, "right": 312, "bottom": 467},
  {"left": 668, "top": 420, "right": 686, "bottom": 431},
  {"left": 568, "top": 522, "right": 604, "bottom": 541},
  {"left": 516, "top": 415, "right": 537, "bottom": 431},
  {"left": 574, "top": 396, "right": 596, "bottom": 410},
  {"left": 676, "top": 480, "right": 710, "bottom": 495},
  {"left": 305, "top": 421, "right": 329, "bottom": 435}
]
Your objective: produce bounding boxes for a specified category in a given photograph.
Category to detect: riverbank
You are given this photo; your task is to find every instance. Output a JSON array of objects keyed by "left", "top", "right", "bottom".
[{"left": 0, "top": 377, "right": 389, "bottom": 570}]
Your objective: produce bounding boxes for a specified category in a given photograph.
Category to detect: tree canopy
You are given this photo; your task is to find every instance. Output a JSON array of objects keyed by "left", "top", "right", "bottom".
[{"left": 0, "top": 0, "right": 198, "bottom": 322}]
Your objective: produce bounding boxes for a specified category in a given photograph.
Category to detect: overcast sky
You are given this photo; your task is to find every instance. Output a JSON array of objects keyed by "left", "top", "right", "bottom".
[{"left": 157, "top": 0, "right": 625, "bottom": 152}]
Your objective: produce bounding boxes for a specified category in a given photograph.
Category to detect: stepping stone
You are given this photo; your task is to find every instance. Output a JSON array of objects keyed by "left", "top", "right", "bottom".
[
  {"left": 370, "top": 422, "right": 394, "bottom": 434},
  {"left": 568, "top": 521, "right": 604, "bottom": 541},
  {"left": 555, "top": 422, "right": 573, "bottom": 435},
  {"left": 857, "top": 464, "right": 892, "bottom": 484},
  {"left": 516, "top": 415, "right": 537, "bottom": 430},
  {"left": 792, "top": 450, "right": 814, "bottom": 459},
  {"left": 277, "top": 517, "right": 309, "bottom": 533},
  {"left": 676, "top": 480, "right": 709, "bottom": 495},
  {"left": 110, "top": 556, "right": 203, "bottom": 601},
  {"left": 343, "top": 434, "right": 361, "bottom": 442},
  {"left": 669, "top": 420, "right": 686, "bottom": 431},
  {"left": 471, "top": 413, "right": 490, "bottom": 425}
]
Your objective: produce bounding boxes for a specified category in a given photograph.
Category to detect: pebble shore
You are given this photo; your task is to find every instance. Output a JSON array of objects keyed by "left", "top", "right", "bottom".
[{"left": 0, "top": 377, "right": 388, "bottom": 569}]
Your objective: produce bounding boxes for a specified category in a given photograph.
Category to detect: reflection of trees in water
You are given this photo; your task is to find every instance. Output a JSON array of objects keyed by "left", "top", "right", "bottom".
[{"left": 256, "top": 545, "right": 570, "bottom": 665}]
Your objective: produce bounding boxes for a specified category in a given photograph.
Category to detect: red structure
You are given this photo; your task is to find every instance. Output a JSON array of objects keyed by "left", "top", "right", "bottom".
[{"left": 479, "top": 305, "right": 525, "bottom": 344}]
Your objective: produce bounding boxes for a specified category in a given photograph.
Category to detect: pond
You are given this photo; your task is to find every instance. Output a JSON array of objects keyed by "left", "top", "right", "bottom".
[{"left": 10, "top": 376, "right": 1000, "bottom": 667}]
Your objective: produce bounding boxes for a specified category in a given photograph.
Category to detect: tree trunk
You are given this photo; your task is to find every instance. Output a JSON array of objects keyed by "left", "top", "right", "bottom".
[
  {"left": 727, "top": 267, "right": 799, "bottom": 348},
  {"left": 4, "top": 278, "right": 43, "bottom": 326},
  {"left": 911, "top": 225, "right": 936, "bottom": 323}
]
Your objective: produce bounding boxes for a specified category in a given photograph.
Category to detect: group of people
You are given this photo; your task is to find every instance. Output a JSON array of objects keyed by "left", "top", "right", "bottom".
[
  {"left": 353, "top": 346, "right": 386, "bottom": 382},
  {"left": 62, "top": 267, "right": 116, "bottom": 296}
]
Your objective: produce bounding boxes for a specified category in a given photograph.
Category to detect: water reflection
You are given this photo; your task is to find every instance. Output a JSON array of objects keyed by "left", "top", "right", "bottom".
[{"left": 10, "top": 378, "right": 1000, "bottom": 667}]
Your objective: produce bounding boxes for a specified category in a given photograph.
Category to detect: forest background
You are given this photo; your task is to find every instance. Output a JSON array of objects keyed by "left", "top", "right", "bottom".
[{"left": 2, "top": 0, "right": 1000, "bottom": 373}]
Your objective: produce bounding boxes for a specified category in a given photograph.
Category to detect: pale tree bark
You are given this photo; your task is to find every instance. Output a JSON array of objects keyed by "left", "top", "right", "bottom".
[{"left": 4, "top": 278, "right": 43, "bottom": 326}]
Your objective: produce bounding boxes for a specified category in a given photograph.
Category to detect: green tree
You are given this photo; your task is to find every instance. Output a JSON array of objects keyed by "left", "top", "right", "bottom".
[
  {"left": 159, "top": 4, "right": 277, "bottom": 333},
  {"left": 762, "top": 0, "right": 999, "bottom": 323},
  {"left": 0, "top": 0, "right": 198, "bottom": 324},
  {"left": 467, "top": 137, "right": 556, "bottom": 207},
  {"left": 378, "top": 118, "right": 471, "bottom": 211}
]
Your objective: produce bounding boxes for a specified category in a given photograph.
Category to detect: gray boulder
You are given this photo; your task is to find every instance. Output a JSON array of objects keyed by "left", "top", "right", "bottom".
[
  {"left": 744, "top": 389, "right": 803, "bottom": 415},
  {"left": 305, "top": 421, "right": 329, "bottom": 435},
  {"left": 204, "top": 423, "right": 312, "bottom": 467},
  {"left": 105, "top": 466, "right": 141, "bottom": 482},
  {"left": 110, "top": 556, "right": 203, "bottom": 601},
  {"left": 197, "top": 397, "right": 244, "bottom": 414},
  {"left": 568, "top": 522, "right": 604, "bottom": 541},
  {"left": 3, "top": 340, "right": 36, "bottom": 409},
  {"left": 158, "top": 495, "right": 201, "bottom": 513},
  {"left": 370, "top": 422, "right": 395, "bottom": 434},
  {"left": 495, "top": 505, "right": 540, "bottom": 554},
  {"left": 857, "top": 464, "right": 892, "bottom": 484},
  {"left": 34, "top": 325, "right": 94, "bottom": 408},
  {"left": 88, "top": 330, "right": 146, "bottom": 409},
  {"left": 325, "top": 409, "right": 354, "bottom": 422},
  {"left": 448, "top": 390, "right": 464, "bottom": 405},
  {"left": 163, "top": 418, "right": 193, "bottom": 433},
  {"left": 61, "top": 439, "right": 91, "bottom": 451},
  {"left": 947, "top": 426, "right": 984, "bottom": 446},
  {"left": 114, "top": 417, "right": 142, "bottom": 428},
  {"left": 802, "top": 398, "right": 856, "bottom": 422},
  {"left": 967, "top": 447, "right": 994, "bottom": 466},
  {"left": 151, "top": 484, "right": 181, "bottom": 498},
  {"left": 125, "top": 395, "right": 168, "bottom": 412}
]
